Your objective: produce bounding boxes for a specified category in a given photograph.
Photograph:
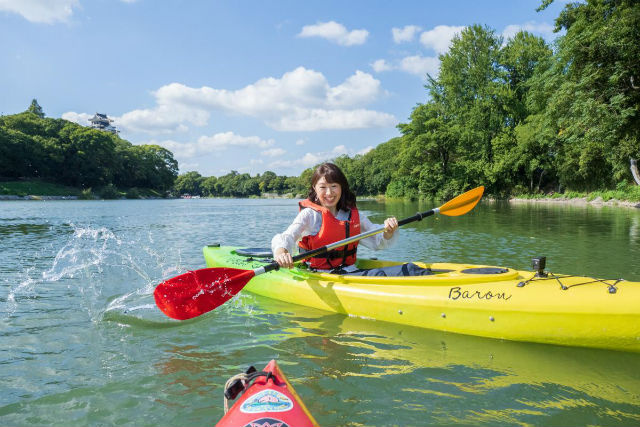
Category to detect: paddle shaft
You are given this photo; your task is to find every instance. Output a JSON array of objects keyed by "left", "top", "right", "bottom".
[{"left": 255, "top": 207, "right": 440, "bottom": 276}]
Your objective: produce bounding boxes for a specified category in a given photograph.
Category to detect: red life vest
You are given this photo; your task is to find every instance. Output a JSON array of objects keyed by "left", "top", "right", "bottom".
[{"left": 298, "top": 199, "right": 360, "bottom": 270}]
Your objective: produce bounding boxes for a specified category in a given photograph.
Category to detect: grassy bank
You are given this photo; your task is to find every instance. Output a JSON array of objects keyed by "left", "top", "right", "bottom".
[
  {"left": 511, "top": 184, "right": 640, "bottom": 203},
  {"left": 0, "top": 180, "right": 164, "bottom": 199},
  {"left": 1, "top": 180, "right": 81, "bottom": 197}
]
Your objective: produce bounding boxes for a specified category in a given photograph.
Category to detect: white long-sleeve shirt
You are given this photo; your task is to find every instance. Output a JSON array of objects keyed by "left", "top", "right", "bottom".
[{"left": 271, "top": 207, "right": 398, "bottom": 270}]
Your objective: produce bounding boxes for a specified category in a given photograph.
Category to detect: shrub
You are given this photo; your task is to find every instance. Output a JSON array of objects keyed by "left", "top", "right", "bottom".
[
  {"left": 79, "top": 188, "right": 94, "bottom": 200},
  {"left": 98, "top": 184, "right": 120, "bottom": 199},
  {"left": 125, "top": 187, "right": 141, "bottom": 199}
]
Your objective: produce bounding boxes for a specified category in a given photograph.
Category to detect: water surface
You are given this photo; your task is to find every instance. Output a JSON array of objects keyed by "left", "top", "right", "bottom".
[{"left": 1, "top": 198, "right": 639, "bottom": 426}]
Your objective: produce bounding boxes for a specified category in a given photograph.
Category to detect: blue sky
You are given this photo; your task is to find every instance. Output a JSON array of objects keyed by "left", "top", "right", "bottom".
[{"left": 0, "top": 0, "right": 568, "bottom": 177}]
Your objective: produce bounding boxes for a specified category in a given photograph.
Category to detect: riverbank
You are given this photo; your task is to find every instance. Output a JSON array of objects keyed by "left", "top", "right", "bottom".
[
  {"left": 0, "top": 180, "right": 165, "bottom": 200},
  {"left": 0, "top": 195, "right": 78, "bottom": 200},
  {"left": 508, "top": 196, "right": 640, "bottom": 208}
]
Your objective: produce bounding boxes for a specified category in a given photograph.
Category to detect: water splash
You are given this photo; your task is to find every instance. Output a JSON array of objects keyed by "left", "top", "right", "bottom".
[{"left": 3, "top": 223, "right": 184, "bottom": 323}]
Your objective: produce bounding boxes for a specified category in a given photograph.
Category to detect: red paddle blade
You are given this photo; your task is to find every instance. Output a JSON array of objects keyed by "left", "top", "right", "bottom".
[{"left": 153, "top": 268, "right": 255, "bottom": 320}]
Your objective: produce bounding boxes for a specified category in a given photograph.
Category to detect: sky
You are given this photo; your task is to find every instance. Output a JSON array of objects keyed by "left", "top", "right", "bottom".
[{"left": 0, "top": 0, "right": 569, "bottom": 177}]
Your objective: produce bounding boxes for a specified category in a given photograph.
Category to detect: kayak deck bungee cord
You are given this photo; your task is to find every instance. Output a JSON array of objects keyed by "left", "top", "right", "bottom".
[{"left": 203, "top": 245, "right": 640, "bottom": 353}]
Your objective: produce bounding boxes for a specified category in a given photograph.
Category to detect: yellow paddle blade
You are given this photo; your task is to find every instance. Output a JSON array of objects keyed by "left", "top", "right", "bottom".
[{"left": 438, "top": 186, "right": 485, "bottom": 216}]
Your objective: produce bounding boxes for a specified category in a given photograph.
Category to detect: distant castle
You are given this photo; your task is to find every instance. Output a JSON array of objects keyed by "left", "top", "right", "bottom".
[{"left": 89, "top": 113, "right": 119, "bottom": 135}]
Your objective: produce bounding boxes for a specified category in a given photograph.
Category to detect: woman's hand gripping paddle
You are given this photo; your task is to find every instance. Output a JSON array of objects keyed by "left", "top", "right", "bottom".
[{"left": 154, "top": 186, "right": 484, "bottom": 320}]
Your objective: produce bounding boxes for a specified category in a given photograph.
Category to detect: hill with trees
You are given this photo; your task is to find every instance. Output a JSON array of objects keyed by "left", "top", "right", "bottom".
[{"left": 0, "top": 106, "right": 178, "bottom": 197}]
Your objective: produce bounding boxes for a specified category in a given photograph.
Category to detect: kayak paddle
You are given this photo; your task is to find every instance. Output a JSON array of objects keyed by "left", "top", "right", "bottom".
[{"left": 154, "top": 186, "right": 484, "bottom": 320}]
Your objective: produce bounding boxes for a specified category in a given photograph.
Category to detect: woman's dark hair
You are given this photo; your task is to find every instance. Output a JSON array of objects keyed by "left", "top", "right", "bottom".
[{"left": 307, "top": 162, "right": 356, "bottom": 211}]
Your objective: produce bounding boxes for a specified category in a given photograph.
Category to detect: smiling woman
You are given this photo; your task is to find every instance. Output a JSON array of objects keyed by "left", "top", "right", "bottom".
[{"left": 271, "top": 162, "right": 412, "bottom": 274}]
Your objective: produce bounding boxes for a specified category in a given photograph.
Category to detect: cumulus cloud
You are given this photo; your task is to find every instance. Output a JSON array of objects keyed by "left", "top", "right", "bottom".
[
  {"left": 149, "top": 132, "right": 275, "bottom": 160},
  {"left": 0, "top": 0, "right": 79, "bottom": 23},
  {"left": 372, "top": 55, "right": 440, "bottom": 79},
  {"left": 118, "top": 101, "right": 205, "bottom": 134},
  {"left": 502, "top": 22, "right": 555, "bottom": 41},
  {"left": 273, "top": 108, "right": 395, "bottom": 132},
  {"left": 298, "top": 21, "right": 369, "bottom": 46},
  {"left": 399, "top": 55, "right": 440, "bottom": 77},
  {"left": 371, "top": 59, "right": 393, "bottom": 73},
  {"left": 61, "top": 111, "right": 92, "bottom": 126},
  {"left": 392, "top": 25, "right": 422, "bottom": 43},
  {"left": 420, "top": 25, "right": 465, "bottom": 54},
  {"left": 83, "top": 67, "right": 395, "bottom": 134},
  {"left": 268, "top": 145, "right": 358, "bottom": 169},
  {"left": 262, "top": 148, "right": 286, "bottom": 157}
]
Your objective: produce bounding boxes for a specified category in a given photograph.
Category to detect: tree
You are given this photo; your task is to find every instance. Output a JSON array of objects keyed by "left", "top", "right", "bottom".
[
  {"left": 173, "top": 171, "right": 204, "bottom": 196},
  {"left": 27, "top": 99, "right": 45, "bottom": 118},
  {"left": 537, "top": 0, "right": 640, "bottom": 190},
  {"left": 201, "top": 176, "right": 219, "bottom": 196}
]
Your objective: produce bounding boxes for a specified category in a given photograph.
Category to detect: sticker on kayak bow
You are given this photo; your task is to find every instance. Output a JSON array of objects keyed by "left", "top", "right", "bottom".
[
  {"left": 244, "top": 417, "right": 289, "bottom": 427},
  {"left": 240, "top": 390, "right": 294, "bottom": 413}
]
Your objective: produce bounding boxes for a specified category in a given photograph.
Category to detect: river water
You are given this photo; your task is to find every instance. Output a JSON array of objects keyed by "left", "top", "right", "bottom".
[{"left": 1, "top": 198, "right": 639, "bottom": 426}]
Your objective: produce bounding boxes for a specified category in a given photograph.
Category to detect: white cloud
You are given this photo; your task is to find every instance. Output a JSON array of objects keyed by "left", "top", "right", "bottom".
[
  {"left": 399, "top": 55, "right": 440, "bottom": 78},
  {"left": 392, "top": 25, "right": 422, "bottom": 43},
  {"left": 61, "top": 111, "right": 91, "bottom": 126},
  {"left": 420, "top": 25, "right": 465, "bottom": 54},
  {"left": 197, "top": 132, "right": 274, "bottom": 150},
  {"left": 371, "top": 55, "right": 440, "bottom": 79},
  {"left": 84, "top": 67, "right": 395, "bottom": 134},
  {"left": 298, "top": 21, "right": 369, "bottom": 46},
  {"left": 327, "top": 70, "right": 382, "bottom": 107},
  {"left": 502, "top": 22, "right": 555, "bottom": 41},
  {"left": 0, "top": 0, "right": 79, "bottom": 23},
  {"left": 295, "top": 138, "right": 306, "bottom": 146},
  {"left": 179, "top": 161, "right": 200, "bottom": 171},
  {"left": 268, "top": 145, "right": 360, "bottom": 169},
  {"left": 117, "top": 102, "right": 204, "bottom": 134},
  {"left": 273, "top": 108, "right": 395, "bottom": 132},
  {"left": 371, "top": 59, "right": 393, "bottom": 73},
  {"left": 149, "top": 132, "right": 275, "bottom": 160},
  {"left": 261, "top": 148, "right": 286, "bottom": 157}
]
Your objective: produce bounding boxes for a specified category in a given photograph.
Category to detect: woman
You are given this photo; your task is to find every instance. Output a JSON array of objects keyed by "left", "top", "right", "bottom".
[{"left": 271, "top": 163, "right": 431, "bottom": 276}]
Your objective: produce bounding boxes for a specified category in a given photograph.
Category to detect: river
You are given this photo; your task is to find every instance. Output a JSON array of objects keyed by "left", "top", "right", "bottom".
[{"left": 1, "top": 198, "right": 639, "bottom": 426}]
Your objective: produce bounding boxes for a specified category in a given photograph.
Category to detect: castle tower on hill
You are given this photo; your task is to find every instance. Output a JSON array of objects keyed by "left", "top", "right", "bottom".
[{"left": 89, "top": 113, "right": 119, "bottom": 135}]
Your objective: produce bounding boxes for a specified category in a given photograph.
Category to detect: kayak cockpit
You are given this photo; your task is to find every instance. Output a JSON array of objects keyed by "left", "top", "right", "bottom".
[{"left": 229, "top": 246, "right": 523, "bottom": 285}]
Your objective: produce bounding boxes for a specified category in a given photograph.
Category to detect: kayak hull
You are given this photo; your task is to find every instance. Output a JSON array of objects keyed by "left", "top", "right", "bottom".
[
  {"left": 204, "top": 246, "right": 640, "bottom": 352},
  {"left": 216, "top": 359, "right": 317, "bottom": 427}
]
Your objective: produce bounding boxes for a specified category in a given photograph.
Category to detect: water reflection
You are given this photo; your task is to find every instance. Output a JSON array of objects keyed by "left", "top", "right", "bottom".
[{"left": 243, "top": 296, "right": 640, "bottom": 426}]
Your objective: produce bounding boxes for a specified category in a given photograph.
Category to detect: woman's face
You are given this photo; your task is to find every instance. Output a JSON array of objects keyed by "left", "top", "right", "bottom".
[{"left": 314, "top": 176, "right": 342, "bottom": 211}]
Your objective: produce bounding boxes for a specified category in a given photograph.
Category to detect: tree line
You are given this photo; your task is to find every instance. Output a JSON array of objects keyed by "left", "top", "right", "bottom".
[
  {"left": 3, "top": 0, "right": 638, "bottom": 200},
  {"left": 0, "top": 109, "right": 178, "bottom": 193},
  {"left": 173, "top": 170, "right": 309, "bottom": 198},
  {"left": 331, "top": 0, "right": 640, "bottom": 199},
  {"left": 176, "top": 0, "right": 639, "bottom": 200}
]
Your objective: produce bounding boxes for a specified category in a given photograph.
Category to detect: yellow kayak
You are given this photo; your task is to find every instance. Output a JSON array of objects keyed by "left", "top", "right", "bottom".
[{"left": 203, "top": 245, "right": 640, "bottom": 353}]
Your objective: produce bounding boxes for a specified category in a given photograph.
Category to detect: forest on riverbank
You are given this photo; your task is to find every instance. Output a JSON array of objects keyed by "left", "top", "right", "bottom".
[
  {"left": 173, "top": 0, "right": 640, "bottom": 201},
  {"left": 331, "top": 0, "right": 640, "bottom": 200},
  {"left": 0, "top": 109, "right": 178, "bottom": 197},
  {"left": 1, "top": 0, "right": 639, "bottom": 201}
]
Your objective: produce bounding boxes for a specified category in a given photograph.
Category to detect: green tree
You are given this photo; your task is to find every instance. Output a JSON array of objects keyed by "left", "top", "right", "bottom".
[
  {"left": 201, "top": 176, "right": 219, "bottom": 196},
  {"left": 27, "top": 99, "right": 45, "bottom": 118},
  {"left": 537, "top": 0, "right": 640, "bottom": 190},
  {"left": 173, "top": 171, "right": 204, "bottom": 196}
]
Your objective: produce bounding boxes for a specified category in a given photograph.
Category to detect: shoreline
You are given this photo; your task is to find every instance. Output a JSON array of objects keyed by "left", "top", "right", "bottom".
[
  {"left": 2, "top": 194, "right": 639, "bottom": 208},
  {"left": 0, "top": 195, "right": 79, "bottom": 200},
  {"left": 506, "top": 197, "right": 640, "bottom": 209}
]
